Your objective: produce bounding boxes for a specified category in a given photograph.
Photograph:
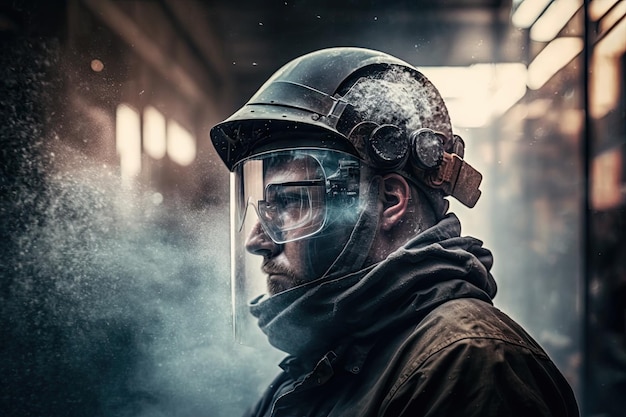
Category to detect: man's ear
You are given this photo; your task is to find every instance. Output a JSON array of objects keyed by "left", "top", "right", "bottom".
[{"left": 379, "top": 173, "right": 411, "bottom": 231}]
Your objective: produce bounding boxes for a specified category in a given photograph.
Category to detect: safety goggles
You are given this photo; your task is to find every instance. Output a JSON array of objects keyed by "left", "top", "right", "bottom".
[{"left": 233, "top": 148, "right": 361, "bottom": 244}]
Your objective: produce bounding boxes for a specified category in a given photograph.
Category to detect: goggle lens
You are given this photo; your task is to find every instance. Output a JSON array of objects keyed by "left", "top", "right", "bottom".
[{"left": 233, "top": 149, "right": 360, "bottom": 244}]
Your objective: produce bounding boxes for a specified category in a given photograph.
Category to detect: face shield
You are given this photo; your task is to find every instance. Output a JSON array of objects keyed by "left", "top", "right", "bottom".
[{"left": 230, "top": 148, "right": 362, "bottom": 345}]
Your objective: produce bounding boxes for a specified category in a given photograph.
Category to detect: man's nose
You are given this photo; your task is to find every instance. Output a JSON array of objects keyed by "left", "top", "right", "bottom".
[{"left": 245, "top": 220, "right": 280, "bottom": 257}]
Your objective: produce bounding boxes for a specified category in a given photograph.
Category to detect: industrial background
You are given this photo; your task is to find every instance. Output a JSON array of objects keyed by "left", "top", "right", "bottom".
[{"left": 0, "top": 0, "right": 624, "bottom": 416}]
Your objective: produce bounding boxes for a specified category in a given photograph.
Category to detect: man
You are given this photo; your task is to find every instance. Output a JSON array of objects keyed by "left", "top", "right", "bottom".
[{"left": 210, "top": 47, "right": 579, "bottom": 416}]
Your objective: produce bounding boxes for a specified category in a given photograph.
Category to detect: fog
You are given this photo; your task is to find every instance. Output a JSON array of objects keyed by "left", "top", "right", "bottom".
[
  {"left": 4, "top": 0, "right": 624, "bottom": 415},
  {"left": 1, "top": 39, "right": 282, "bottom": 417}
]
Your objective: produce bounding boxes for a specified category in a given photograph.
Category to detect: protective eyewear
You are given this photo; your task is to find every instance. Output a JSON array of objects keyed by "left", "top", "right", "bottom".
[{"left": 233, "top": 148, "right": 360, "bottom": 244}]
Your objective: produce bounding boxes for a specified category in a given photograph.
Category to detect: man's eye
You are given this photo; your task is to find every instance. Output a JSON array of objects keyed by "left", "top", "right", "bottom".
[{"left": 274, "top": 191, "right": 305, "bottom": 209}]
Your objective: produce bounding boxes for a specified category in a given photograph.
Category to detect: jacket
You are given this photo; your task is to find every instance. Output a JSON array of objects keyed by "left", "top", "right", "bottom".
[{"left": 244, "top": 215, "right": 580, "bottom": 416}]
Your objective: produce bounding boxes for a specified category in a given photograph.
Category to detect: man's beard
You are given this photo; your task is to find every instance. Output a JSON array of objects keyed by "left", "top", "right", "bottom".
[
  {"left": 260, "top": 222, "right": 356, "bottom": 296},
  {"left": 262, "top": 259, "right": 306, "bottom": 295}
]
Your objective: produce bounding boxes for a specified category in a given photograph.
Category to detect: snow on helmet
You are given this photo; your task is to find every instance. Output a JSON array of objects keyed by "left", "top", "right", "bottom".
[{"left": 210, "top": 47, "right": 482, "bottom": 208}]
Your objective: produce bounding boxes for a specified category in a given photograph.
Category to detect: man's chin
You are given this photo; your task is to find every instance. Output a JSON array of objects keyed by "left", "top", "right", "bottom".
[{"left": 267, "top": 274, "right": 293, "bottom": 296}]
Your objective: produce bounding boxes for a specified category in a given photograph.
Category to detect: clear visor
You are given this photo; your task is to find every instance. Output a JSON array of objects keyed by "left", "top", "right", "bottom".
[{"left": 230, "top": 148, "right": 361, "bottom": 345}]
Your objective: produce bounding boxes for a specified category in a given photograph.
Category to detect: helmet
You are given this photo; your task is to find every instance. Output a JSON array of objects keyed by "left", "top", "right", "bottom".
[{"left": 210, "top": 47, "right": 482, "bottom": 209}]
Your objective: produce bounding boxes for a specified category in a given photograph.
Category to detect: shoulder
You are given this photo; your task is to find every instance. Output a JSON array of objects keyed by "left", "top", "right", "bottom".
[
  {"left": 394, "top": 297, "right": 554, "bottom": 382},
  {"left": 380, "top": 298, "right": 578, "bottom": 416},
  {"left": 414, "top": 298, "right": 550, "bottom": 361}
]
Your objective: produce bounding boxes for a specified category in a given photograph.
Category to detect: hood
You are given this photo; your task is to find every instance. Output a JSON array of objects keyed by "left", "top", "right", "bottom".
[{"left": 249, "top": 214, "right": 497, "bottom": 359}]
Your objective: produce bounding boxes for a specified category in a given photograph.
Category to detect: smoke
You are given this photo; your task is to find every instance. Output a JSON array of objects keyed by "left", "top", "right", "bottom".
[{"left": 1, "top": 37, "right": 281, "bottom": 417}]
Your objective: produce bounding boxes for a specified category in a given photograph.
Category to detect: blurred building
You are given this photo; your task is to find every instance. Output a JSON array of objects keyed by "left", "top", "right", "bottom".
[{"left": 0, "top": 0, "right": 624, "bottom": 416}]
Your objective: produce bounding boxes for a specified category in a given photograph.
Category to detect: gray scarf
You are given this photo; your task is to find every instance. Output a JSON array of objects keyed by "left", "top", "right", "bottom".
[{"left": 249, "top": 213, "right": 497, "bottom": 359}]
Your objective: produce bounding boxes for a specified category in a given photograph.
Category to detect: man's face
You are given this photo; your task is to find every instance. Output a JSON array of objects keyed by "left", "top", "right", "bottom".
[{"left": 244, "top": 156, "right": 353, "bottom": 296}]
